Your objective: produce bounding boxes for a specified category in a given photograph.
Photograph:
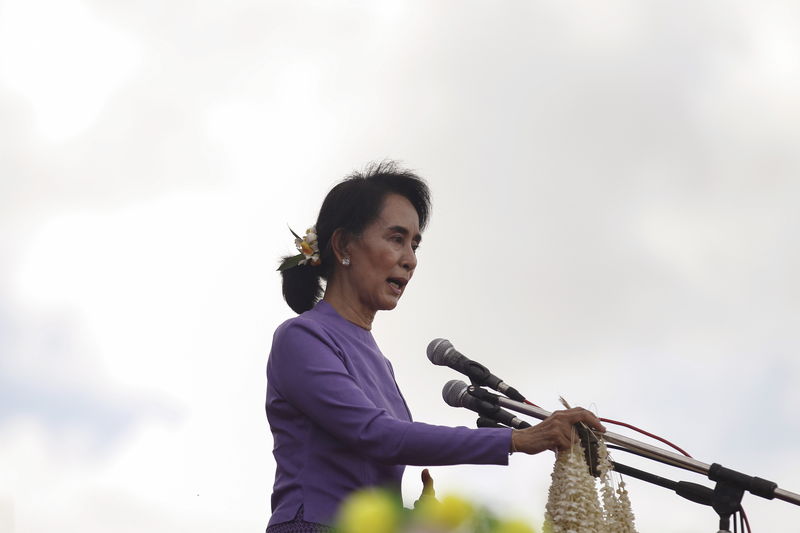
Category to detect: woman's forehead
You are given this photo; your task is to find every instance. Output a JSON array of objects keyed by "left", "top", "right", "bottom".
[{"left": 376, "top": 194, "right": 421, "bottom": 232}]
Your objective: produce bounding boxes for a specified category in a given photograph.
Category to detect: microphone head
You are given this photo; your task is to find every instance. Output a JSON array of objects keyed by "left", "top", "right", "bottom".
[
  {"left": 427, "top": 338, "right": 462, "bottom": 366},
  {"left": 442, "top": 379, "right": 469, "bottom": 407}
]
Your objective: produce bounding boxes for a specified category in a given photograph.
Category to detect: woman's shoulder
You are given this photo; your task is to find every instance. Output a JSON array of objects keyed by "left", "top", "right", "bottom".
[
  {"left": 273, "top": 308, "right": 328, "bottom": 343},
  {"left": 270, "top": 302, "right": 377, "bottom": 368},
  {"left": 272, "top": 304, "right": 351, "bottom": 355},
  {"left": 274, "top": 301, "right": 369, "bottom": 343},
  {"left": 267, "top": 309, "right": 351, "bottom": 385}
]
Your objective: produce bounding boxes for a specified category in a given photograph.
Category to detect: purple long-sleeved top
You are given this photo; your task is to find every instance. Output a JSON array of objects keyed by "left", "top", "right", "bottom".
[{"left": 265, "top": 301, "right": 512, "bottom": 526}]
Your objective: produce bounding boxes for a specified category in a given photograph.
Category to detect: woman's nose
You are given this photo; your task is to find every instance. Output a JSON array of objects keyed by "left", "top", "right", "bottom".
[{"left": 402, "top": 247, "right": 417, "bottom": 271}]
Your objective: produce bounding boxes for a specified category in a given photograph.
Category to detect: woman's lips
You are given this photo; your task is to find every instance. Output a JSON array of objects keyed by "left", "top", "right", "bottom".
[{"left": 387, "top": 279, "right": 404, "bottom": 295}]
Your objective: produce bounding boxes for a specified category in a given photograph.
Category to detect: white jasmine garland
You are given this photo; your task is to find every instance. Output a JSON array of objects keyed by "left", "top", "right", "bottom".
[{"left": 543, "top": 436, "right": 638, "bottom": 533}]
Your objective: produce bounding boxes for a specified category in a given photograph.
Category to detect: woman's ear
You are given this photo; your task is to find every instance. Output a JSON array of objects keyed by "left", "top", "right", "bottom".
[{"left": 330, "top": 228, "right": 350, "bottom": 264}]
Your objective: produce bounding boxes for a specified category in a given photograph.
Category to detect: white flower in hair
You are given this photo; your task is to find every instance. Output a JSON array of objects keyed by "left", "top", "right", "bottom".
[
  {"left": 278, "top": 225, "right": 321, "bottom": 271},
  {"left": 294, "top": 226, "right": 320, "bottom": 266}
]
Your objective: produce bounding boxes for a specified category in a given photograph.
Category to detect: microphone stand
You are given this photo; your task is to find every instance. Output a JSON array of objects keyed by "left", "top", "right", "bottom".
[
  {"left": 478, "top": 417, "right": 725, "bottom": 520},
  {"left": 494, "top": 396, "right": 800, "bottom": 532}
]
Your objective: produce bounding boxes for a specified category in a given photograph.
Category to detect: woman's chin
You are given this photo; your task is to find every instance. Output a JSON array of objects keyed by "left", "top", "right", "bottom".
[{"left": 379, "top": 297, "right": 400, "bottom": 311}]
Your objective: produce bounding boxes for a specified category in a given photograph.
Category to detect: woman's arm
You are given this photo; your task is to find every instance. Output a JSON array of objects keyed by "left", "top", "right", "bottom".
[{"left": 268, "top": 321, "right": 511, "bottom": 466}]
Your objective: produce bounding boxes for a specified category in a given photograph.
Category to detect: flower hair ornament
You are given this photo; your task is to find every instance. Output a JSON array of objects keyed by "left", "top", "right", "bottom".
[{"left": 278, "top": 226, "right": 321, "bottom": 271}]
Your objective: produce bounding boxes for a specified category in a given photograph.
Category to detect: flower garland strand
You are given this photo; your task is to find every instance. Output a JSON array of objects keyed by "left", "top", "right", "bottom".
[
  {"left": 278, "top": 226, "right": 321, "bottom": 271},
  {"left": 543, "top": 427, "right": 637, "bottom": 532},
  {"left": 543, "top": 440, "right": 605, "bottom": 533},
  {"left": 597, "top": 441, "right": 637, "bottom": 533}
]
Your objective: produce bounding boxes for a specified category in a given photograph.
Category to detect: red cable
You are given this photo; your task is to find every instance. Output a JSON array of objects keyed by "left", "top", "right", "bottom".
[
  {"left": 523, "top": 399, "right": 692, "bottom": 457},
  {"left": 741, "top": 508, "right": 752, "bottom": 533},
  {"left": 598, "top": 417, "right": 692, "bottom": 458}
]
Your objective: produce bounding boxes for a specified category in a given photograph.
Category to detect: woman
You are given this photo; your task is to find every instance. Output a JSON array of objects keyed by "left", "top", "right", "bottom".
[{"left": 266, "top": 162, "right": 605, "bottom": 531}]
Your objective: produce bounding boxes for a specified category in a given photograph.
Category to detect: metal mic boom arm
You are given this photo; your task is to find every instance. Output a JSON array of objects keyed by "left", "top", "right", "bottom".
[{"left": 494, "top": 396, "right": 800, "bottom": 507}]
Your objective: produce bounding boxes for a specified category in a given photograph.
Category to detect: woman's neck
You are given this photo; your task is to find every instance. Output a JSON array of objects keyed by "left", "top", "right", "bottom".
[{"left": 322, "top": 284, "right": 375, "bottom": 330}]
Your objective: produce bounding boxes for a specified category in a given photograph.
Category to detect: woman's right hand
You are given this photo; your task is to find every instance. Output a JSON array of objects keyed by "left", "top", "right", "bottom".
[{"left": 511, "top": 408, "right": 606, "bottom": 455}]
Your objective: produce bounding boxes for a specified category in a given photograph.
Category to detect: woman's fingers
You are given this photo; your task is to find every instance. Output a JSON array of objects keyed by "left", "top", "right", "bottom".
[
  {"left": 574, "top": 408, "right": 606, "bottom": 433},
  {"left": 550, "top": 408, "right": 606, "bottom": 432},
  {"left": 513, "top": 407, "right": 606, "bottom": 455}
]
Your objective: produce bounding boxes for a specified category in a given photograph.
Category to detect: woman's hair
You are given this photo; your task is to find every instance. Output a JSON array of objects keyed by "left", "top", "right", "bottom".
[{"left": 280, "top": 161, "right": 431, "bottom": 314}]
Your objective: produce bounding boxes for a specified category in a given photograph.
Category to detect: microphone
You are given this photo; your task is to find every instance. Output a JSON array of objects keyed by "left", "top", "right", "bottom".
[
  {"left": 427, "top": 339, "right": 526, "bottom": 402},
  {"left": 476, "top": 416, "right": 504, "bottom": 428},
  {"left": 442, "top": 380, "right": 531, "bottom": 429}
]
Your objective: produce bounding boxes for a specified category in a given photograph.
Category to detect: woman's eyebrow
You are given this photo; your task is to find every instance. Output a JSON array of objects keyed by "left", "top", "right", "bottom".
[{"left": 387, "top": 225, "right": 422, "bottom": 243}]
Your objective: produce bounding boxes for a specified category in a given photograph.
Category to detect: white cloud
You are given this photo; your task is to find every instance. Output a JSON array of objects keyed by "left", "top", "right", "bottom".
[{"left": 0, "top": 0, "right": 142, "bottom": 141}]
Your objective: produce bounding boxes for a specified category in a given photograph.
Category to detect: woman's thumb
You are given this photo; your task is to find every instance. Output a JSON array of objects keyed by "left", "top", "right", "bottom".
[{"left": 421, "top": 468, "right": 435, "bottom": 497}]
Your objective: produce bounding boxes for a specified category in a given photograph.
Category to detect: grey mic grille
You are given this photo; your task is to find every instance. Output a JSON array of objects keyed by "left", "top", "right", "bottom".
[
  {"left": 442, "top": 379, "right": 469, "bottom": 407},
  {"left": 427, "top": 338, "right": 457, "bottom": 366}
]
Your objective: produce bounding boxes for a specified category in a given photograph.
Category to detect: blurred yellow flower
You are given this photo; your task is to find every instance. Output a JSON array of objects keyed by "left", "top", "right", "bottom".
[
  {"left": 416, "top": 494, "right": 474, "bottom": 530},
  {"left": 335, "top": 488, "right": 539, "bottom": 533},
  {"left": 493, "top": 519, "right": 537, "bottom": 533},
  {"left": 337, "top": 489, "right": 400, "bottom": 533}
]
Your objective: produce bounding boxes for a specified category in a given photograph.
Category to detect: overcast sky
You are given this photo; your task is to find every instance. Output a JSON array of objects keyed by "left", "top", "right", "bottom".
[{"left": 2, "top": 1, "right": 799, "bottom": 531}]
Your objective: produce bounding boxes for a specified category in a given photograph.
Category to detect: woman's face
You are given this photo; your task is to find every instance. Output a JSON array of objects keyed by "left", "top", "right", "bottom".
[{"left": 344, "top": 193, "right": 421, "bottom": 313}]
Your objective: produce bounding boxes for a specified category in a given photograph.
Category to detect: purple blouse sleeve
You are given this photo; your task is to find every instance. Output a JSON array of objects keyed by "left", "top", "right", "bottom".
[{"left": 269, "top": 321, "right": 511, "bottom": 466}]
